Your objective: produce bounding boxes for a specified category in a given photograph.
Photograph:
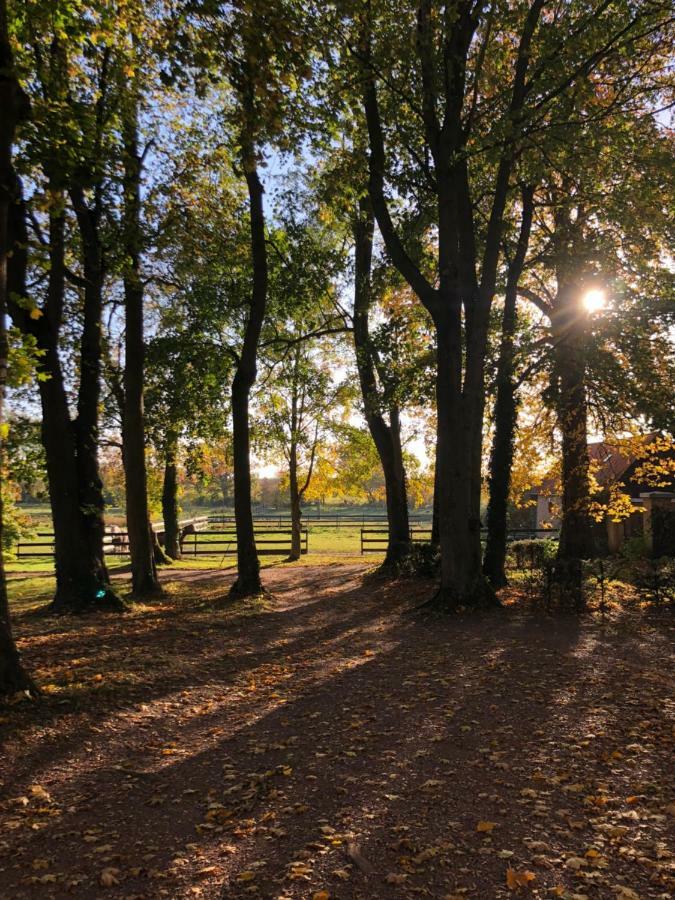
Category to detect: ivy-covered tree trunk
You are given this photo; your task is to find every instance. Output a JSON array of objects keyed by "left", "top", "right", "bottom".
[
  {"left": 483, "top": 186, "right": 535, "bottom": 587},
  {"left": 0, "top": 0, "right": 36, "bottom": 695},
  {"left": 121, "top": 95, "right": 161, "bottom": 597},
  {"left": 161, "top": 436, "right": 181, "bottom": 560},
  {"left": 352, "top": 203, "right": 410, "bottom": 566}
]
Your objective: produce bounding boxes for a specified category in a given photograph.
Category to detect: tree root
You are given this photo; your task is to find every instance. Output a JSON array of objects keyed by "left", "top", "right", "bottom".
[
  {"left": 416, "top": 579, "right": 502, "bottom": 614},
  {"left": 0, "top": 656, "right": 41, "bottom": 702},
  {"left": 223, "top": 578, "right": 273, "bottom": 606},
  {"left": 47, "top": 585, "right": 129, "bottom": 616}
]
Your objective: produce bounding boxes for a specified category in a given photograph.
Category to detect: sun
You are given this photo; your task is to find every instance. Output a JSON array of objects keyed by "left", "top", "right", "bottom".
[{"left": 582, "top": 287, "right": 606, "bottom": 314}]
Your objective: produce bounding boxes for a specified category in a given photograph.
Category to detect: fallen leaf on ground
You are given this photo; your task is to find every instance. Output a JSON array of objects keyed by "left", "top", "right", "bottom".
[
  {"left": 99, "top": 868, "right": 120, "bottom": 888},
  {"left": 505, "top": 867, "right": 535, "bottom": 890}
]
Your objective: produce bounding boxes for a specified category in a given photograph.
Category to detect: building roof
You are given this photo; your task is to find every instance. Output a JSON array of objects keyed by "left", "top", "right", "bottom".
[
  {"left": 587, "top": 440, "right": 634, "bottom": 486},
  {"left": 531, "top": 434, "right": 674, "bottom": 498}
]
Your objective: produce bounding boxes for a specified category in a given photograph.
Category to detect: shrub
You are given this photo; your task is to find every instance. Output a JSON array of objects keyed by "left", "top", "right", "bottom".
[
  {"left": 400, "top": 541, "right": 440, "bottom": 577},
  {"left": 620, "top": 536, "right": 648, "bottom": 562},
  {"left": 508, "top": 538, "right": 558, "bottom": 570},
  {"left": 631, "top": 556, "right": 675, "bottom": 606}
]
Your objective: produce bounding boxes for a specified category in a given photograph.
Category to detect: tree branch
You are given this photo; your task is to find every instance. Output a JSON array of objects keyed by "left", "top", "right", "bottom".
[{"left": 360, "top": 26, "right": 438, "bottom": 313}]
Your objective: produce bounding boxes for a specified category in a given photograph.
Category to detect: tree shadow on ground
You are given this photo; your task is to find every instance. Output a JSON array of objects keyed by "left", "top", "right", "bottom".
[{"left": 0, "top": 566, "right": 673, "bottom": 899}]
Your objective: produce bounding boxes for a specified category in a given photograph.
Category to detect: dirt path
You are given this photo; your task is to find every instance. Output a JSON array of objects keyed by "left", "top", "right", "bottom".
[{"left": 1, "top": 565, "right": 674, "bottom": 898}]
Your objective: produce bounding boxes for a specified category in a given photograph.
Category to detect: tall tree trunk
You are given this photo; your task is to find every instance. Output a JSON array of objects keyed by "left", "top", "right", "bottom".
[
  {"left": 161, "top": 436, "right": 181, "bottom": 560},
  {"left": 288, "top": 440, "right": 302, "bottom": 562},
  {"left": 352, "top": 202, "right": 410, "bottom": 566},
  {"left": 434, "top": 314, "right": 483, "bottom": 606},
  {"left": 0, "top": 279, "right": 32, "bottom": 693},
  {"left": 431, "top": 453, "right": 439, "bottom": 546},
  {"left": 9, "top": 199, "right": 115, "bottom": 611},
  {"left": 231, "top": 363, "right": 261, "bottom": 594},
  {"left": 383, "top": 406, "right": 410, "bottom": 562},
  {"left": 553, "top": 286, "right": 594, "bottom": 562},
  {"left": 121, "top": 93, "right": 160, "bottom": 597},
  {"left": 0, "top": 0, "right": 36, "bottom": 695},
  {"left": 66, "top": 187, "right": 121, "bottom": 611},
  {"left": 484, "top": 186, "right": 535, "bottom": 587},
  {"left": 229, "top": 122, "right": 267, "bottom": 598}
]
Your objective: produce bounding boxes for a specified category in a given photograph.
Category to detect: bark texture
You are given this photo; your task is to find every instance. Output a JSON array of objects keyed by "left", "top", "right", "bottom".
[
  {"left": 121, "top": 95, "right": 160, "bottom": 596},
  {"left": 483, "top": 186, "right": 535, "bottom": 587},
  {"left": 553, "top": 285, "right": 595, "bottom": 562},
  {"left": 0, "top": 0, "right": 37, "bottom": 694},
  {"left": 229, "top": 105, "right": 267, "bottom": 598},
  {"left": 352, "top": 202, "right": 410, "bottom": 566},
  {"left": 161, "top": 438, "right": 181, "bottom": 560}
]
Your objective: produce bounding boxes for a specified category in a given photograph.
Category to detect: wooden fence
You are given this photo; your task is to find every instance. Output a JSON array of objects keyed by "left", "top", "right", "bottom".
[
  {"left": 360, "top": 527, "right": 433, "bottom": 553},
  {"left": 16, "top": 531, "right": 132, "bottom": 559},
  {"left": 15, "top": 515, "right": 211, "bottom": 560},
  {"left": 181, "top": 527, "right": 308, "bottom": 557},
  {"left": 360, "top": 527, "right": 559, "bottom": 554},
  {"left": 208, "top": 513, "right": 432, "bottom": 529},
  {"left": 16, "top": 522, "right": 308, "bottom": 560}
]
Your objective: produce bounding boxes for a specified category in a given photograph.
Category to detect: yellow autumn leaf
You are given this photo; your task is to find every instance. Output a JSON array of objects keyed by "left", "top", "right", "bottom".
[
  {"left": 313, "top": 892, "right": 330, "bottom": 900},
  {"left": 505, "top": 867, "right": 535, "bottom": 890},
  {"left": 477, "top": 820, "right": 497, "bottom": 832},
  {"left": 30, "top": 785, "right": 51, "bottom": 801},
  {"left": 236, "top": 871, "right": 256, "bottom": 882},
  {"left": 29, "top": 307, "right": 43, "bottom": 320}
]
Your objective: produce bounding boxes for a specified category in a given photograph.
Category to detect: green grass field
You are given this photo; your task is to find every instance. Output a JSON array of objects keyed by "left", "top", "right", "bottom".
[{"left": 5, "top": 522, "right": 381, "bottom": 614}]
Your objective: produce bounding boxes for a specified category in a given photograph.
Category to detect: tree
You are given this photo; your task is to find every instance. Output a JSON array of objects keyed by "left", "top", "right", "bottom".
[
  {"left": 145, "top": 326, "right": 231, "bottom": 559},
  {"left": 352, "top": 202, "right": 410, "bottom": 564},
  {"left": 524, "top": 63, "right": 672, "bottom": 583},
  {"left": 259, "top": 340, "right": 348, "bottom": 559},
  {"left": 343, "top": 0, "right": 672, "bottom": 607},
  {"left": 8, "top": 3, "right": 126, "bottom": 611},
  {"left": 0, "top": 0, "right": 36, "bottom": 694},
  {"left": 228, "top": 68, "right": 268, "bottom": 597},
  {"left": 120, "top": 41, "right": 161, "bottom": 596},
  {"left": 179, "top": 0, "right": 314, "bottom": 597},
  {"left": 481, "top": 9, "right": 673, "bottom": 587},
  {"left": 353, "top": 0, "right": 547, "bottom": 606},
  {"left": 483, "top": 185, "right": 535, "bottom": 587}
]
